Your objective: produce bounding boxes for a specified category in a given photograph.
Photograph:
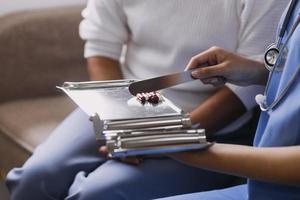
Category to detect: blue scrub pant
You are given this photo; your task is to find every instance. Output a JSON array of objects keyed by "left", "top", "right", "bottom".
[
  {"left": 157, "top": 184, "right": 247, "bottom": 199},
  {"left": 6, "top": 109, "right": 254, "bottom": 200}
]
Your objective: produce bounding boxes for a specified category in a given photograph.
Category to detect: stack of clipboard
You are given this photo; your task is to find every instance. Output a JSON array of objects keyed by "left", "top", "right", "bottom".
[{"left": 58, "top": 80, "right": 208, "bottom": 157}]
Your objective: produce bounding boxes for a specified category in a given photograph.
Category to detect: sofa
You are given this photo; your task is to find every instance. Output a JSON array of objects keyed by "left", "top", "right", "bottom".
[{"left": 0, "top": 6, "right": 88, "bottom": 179}]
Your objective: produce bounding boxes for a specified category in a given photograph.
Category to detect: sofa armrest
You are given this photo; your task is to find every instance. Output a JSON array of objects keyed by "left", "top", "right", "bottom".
[{"left": 0, "top": 6, "right": 89, "bottom": 104}]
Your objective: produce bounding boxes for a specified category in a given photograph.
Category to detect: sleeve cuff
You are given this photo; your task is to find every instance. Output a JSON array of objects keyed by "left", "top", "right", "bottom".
[
  {"left": 84, "top": 40, "right": 123, "bottom": 61},
  {"left": 226, "top": 83, "right": 265, "bottom": 110}
]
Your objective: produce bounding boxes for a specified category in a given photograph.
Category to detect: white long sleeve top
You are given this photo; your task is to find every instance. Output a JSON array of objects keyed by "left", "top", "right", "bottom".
[{"left": 79, "top": 0, "right": 289, "bottom": 134}]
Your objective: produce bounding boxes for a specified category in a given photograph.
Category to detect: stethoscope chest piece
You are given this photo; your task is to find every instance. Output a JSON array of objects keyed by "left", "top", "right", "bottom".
[{"left": 264, "top": 43, "right": 280, "bottom": 71}]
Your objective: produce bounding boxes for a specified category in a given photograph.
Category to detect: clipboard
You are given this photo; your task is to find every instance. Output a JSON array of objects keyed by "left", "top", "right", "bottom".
[{"left": 58, "top": 80, "right": 209, "bottom": 157}]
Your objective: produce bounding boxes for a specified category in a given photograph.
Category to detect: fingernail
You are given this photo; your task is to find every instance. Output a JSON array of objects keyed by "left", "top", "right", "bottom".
[
  {"left": 210, "top": 78, "right": 218, "bottom": 84},
  {"left": 201, "top": 79, "right": 209, "bottom": 84},
  {"left": 184, "top": 67, "right": 189, "bottom": 71},
  {"left": 191, "top": 71, "right": 198, "bottom": 78}
]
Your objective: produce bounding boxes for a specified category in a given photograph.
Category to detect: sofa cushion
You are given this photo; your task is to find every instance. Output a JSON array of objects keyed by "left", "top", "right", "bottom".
[
  {"left": 0, "top": 6, "right": 88, "bottom": 104},
  {"left": 0, "top": 96, "right": 76, "bottom": 153}
]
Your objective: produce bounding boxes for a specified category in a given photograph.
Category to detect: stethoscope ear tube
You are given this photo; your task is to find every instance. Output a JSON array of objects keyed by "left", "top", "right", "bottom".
[
  {"left": 279, "top": 0, "right": 298, "bottom": 38},
  {"left": 263, "top": 0, "right": 298, "bottom": 72}
]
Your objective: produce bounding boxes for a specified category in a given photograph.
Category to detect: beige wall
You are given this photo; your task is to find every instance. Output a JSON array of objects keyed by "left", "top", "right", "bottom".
[{"left": 0, "top": 0, "right": 87, "bottom": 16}]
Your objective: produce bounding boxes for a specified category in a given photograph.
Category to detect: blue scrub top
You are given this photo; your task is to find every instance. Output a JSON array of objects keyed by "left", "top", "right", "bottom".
[{"left": 248, "top": 2, "right": 300, "bottom": 199}]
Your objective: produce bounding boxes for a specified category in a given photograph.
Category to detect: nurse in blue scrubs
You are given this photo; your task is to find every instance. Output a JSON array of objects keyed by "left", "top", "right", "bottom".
[{"left": 159, "top": 1, "right": 300, "bottom": 199}]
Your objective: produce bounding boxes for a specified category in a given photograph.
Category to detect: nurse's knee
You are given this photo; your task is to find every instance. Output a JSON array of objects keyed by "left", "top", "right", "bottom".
[{"left": 69, "top": 175, "right": 131, "bottom": 200}]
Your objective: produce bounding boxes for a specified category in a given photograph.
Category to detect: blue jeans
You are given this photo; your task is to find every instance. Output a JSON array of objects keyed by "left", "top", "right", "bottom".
[{"left": 6, "top": 109, "right": 254, "bottom": 200}]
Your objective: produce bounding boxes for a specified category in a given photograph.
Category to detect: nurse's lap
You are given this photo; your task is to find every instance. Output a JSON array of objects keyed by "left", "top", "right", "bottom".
[
  {"left": 66, "top": 158, "right": 236, "bottom": 199},
  {"left": 7, "top": 108, "right": 236, "bottom": 199},
  {"left": 156, "top": 184, "right": 247, "bottom": 200}
]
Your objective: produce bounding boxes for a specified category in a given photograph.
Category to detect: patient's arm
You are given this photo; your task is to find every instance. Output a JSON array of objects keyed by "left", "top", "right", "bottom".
[
  {"left": 169, "top": 144, "right": 300, "bottom": 186},
  {"left": 190, "top": 86, "right": 246, "bottom": 135},
  {"left": 87, "top": 56, "right": 123, "bottom": 80}
]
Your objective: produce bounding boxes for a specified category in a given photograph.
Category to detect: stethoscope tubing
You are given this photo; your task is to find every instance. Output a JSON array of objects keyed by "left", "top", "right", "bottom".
[{"left": 260, "top": 13, "right": 300, "bottom": 112}]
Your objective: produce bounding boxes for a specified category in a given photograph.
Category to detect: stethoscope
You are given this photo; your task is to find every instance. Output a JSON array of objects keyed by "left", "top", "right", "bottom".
[{"left": 256, "top": 0, "right": 300, "bottom": 113}]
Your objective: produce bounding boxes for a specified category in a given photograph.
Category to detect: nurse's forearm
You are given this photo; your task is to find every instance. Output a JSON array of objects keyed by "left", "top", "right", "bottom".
[
  {"left": 87, "top": 56, "right": 123, "bottom": 81},
  {"left": 190, "top": 86, "right": 246, "bottom": 134},
  {"left": 170, "top": 144, "right": 300, "bottom": 186}
]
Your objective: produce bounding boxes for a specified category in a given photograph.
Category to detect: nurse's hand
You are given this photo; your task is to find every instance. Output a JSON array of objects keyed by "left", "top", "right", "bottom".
[
  {"left": 186, "top": 47, "right": 268, "bottom": 86},
  {"left": 99, "top": 146, "right": 143, "bottom": 165}
]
